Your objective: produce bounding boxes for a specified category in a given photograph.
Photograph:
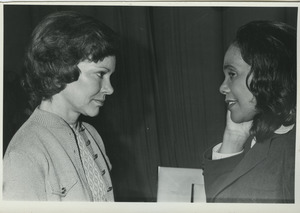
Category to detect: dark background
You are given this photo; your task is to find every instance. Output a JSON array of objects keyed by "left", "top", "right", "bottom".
[{"left": 3, "top": 5, "right": 297, "bottom": 202}]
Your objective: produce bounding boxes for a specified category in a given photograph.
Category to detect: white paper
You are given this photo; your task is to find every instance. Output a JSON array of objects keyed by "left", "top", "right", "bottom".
[{"left": 157, "top": 166, "right": 206, "bottom": 202}]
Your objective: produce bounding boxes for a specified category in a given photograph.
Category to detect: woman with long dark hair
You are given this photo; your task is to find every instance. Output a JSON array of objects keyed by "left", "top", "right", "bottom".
[{"left": 203, "top": 20, "right": 296, "bottom": 203}]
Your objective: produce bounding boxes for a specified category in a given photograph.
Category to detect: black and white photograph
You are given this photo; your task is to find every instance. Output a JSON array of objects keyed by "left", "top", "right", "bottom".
[{"left": 1, "top": 1, "right": 299, "bottom": 213}]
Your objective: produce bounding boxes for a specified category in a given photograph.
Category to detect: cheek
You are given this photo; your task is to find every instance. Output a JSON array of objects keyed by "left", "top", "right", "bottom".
[
  {"left": 242, "top": 94, "right": 257, "bottom": 120},
  {"left": 84, "top": 80, "right": 102, "bottom": 95},
  {"left": 243, "top": 86, "right": 256, "bottom": 106},
  {"left": 234, "top": 78, "right": 253, "bottom": 100},
  {"left": 92, "top": 81, "right": 102, "bottom": 93}
]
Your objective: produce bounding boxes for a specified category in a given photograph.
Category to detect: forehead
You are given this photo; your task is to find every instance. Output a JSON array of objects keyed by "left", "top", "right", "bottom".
[
  {"left": 95, "top": 56, "right": 116, "bottom": 69},
  {"left": 79, "top": 56, "right": 116, "bottom": 70},
  {"left": 223, "top": 45, "right": 250, "bottom": 70}
]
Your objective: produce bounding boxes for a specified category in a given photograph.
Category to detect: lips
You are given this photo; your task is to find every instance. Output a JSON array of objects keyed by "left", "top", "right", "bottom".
[
  {"left": 93, "top": 99, "right": 104, "bottom": 106},
  {"left": 225, "top": 99, "right": 237, "bottom": 109}
]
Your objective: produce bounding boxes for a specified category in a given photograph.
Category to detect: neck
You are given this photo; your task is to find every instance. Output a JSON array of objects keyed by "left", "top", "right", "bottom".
[{"left": 39, "top": 98, "right": 79, "bottom": 125}]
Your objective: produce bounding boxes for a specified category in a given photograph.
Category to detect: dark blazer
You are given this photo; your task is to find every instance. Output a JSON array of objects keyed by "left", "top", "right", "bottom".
[{"left": 202, "top": 126, "right": 295, "bottom": 203}]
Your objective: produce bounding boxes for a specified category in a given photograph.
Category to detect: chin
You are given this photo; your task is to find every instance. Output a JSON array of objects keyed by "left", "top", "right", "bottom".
[
  {"left": 230, "top": 112, "right": 254, "bottom": 123},
  {"left": 231, "top": 116, "right": 244, "bottom": 123},
  {"left": 85, "top": 109, "right": 100, "bottom": 117}
]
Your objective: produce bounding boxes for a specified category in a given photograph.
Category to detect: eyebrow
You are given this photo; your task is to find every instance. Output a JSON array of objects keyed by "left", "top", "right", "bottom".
[
  {"left": 223, "top": 64, "right": 236, "bottom": 71},
  {"left": 93, "top": 67, "right": 110, "bottom": 72}
]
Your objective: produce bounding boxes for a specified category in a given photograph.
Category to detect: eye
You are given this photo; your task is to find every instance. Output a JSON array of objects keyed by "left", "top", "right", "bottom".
[
  {"left": 96, "top": 71, "right": 106, "bottom": 79},
  {"left": 228, "top": 71, "right": 237, "bottom": 79}
]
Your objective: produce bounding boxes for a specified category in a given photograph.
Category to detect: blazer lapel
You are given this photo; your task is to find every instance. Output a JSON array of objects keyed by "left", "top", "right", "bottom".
[{"left": 212, "top": 137, "right": 272, "bottom": 199}]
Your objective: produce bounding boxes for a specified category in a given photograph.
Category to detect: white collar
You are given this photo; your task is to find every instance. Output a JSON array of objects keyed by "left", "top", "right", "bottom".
[
  {"left": 251, "top": 124, "right": 294, "bottom": 148},
  {"left": 274, "top": 124, "right": 294, "bottom": 134}
]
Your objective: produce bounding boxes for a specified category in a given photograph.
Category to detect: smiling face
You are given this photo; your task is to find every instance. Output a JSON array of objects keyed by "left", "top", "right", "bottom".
[
  {"left": 54, "top": 56, "right": 116, "bottom": 122},
  {"left": 219, "top": 45, "right": 258, "bottom": 123}
]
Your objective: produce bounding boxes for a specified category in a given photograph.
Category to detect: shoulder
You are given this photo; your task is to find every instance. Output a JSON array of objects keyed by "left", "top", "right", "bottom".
[
  {"left": 6, "top": 118, "right": 47, "bottom": 152},
  {"left": 271, "top": 126, "right": 295, "bottom": 148},
  {"left": 5, "top": 114, "right": 70, "bottom": 160},
  {"left": 267, "top": 126, "right": 295, "bottom": 160},
  {"left": 4, "top": 121, "right": 50, "bottom": 173}
]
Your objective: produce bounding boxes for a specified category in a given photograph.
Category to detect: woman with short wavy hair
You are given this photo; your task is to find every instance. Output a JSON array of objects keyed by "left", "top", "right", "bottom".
[{"left": 3, "top": 11, "right": 119, "bottom": 201}]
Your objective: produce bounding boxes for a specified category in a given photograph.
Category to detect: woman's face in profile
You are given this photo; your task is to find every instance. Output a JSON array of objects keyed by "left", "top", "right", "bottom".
[
  {"left": 59, "top": 56, "right": 116, "bottom": 118},
  {"left": 219, "top": 45, "right": 257, "bottom": 123}
]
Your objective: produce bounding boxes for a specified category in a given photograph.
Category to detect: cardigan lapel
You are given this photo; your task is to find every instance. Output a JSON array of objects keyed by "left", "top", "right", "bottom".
[{"left": 211, "top": 137, "right": 272, "bottom": 199}]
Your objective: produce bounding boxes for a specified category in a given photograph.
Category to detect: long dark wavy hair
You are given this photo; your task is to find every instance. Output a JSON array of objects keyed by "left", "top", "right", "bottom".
[
  {"left": 22, "top": 11, "right": 119, "bottom": 110},
  {"left": 233, "top": 20, "right": 296, "bottom": 141}
]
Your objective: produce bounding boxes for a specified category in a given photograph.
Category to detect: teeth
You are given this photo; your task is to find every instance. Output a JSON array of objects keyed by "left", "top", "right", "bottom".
[{"left": 226, "top": 100, "right": 236, "bottom": 107}]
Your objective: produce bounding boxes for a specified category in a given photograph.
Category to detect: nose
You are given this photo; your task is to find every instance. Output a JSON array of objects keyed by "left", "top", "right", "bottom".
[
  {"left": 102, "top": 79, "right": 114, "bottom": 95},
  {"left": 219, "top": 79, "right": 230, "bottom": 95}
]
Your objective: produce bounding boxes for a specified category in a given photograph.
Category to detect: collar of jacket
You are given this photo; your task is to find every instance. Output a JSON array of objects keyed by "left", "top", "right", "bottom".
[{"left": 31, "top": 107, "right": 72, "bottom": 128}]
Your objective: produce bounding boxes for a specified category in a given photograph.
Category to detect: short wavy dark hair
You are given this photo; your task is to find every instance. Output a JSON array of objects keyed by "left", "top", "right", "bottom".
[
  {"left": 23, "top": 11, "right": 119, "bottom": 109},
  {"left": 233, "top": 20, "right": 296, "bottom": 141}
]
